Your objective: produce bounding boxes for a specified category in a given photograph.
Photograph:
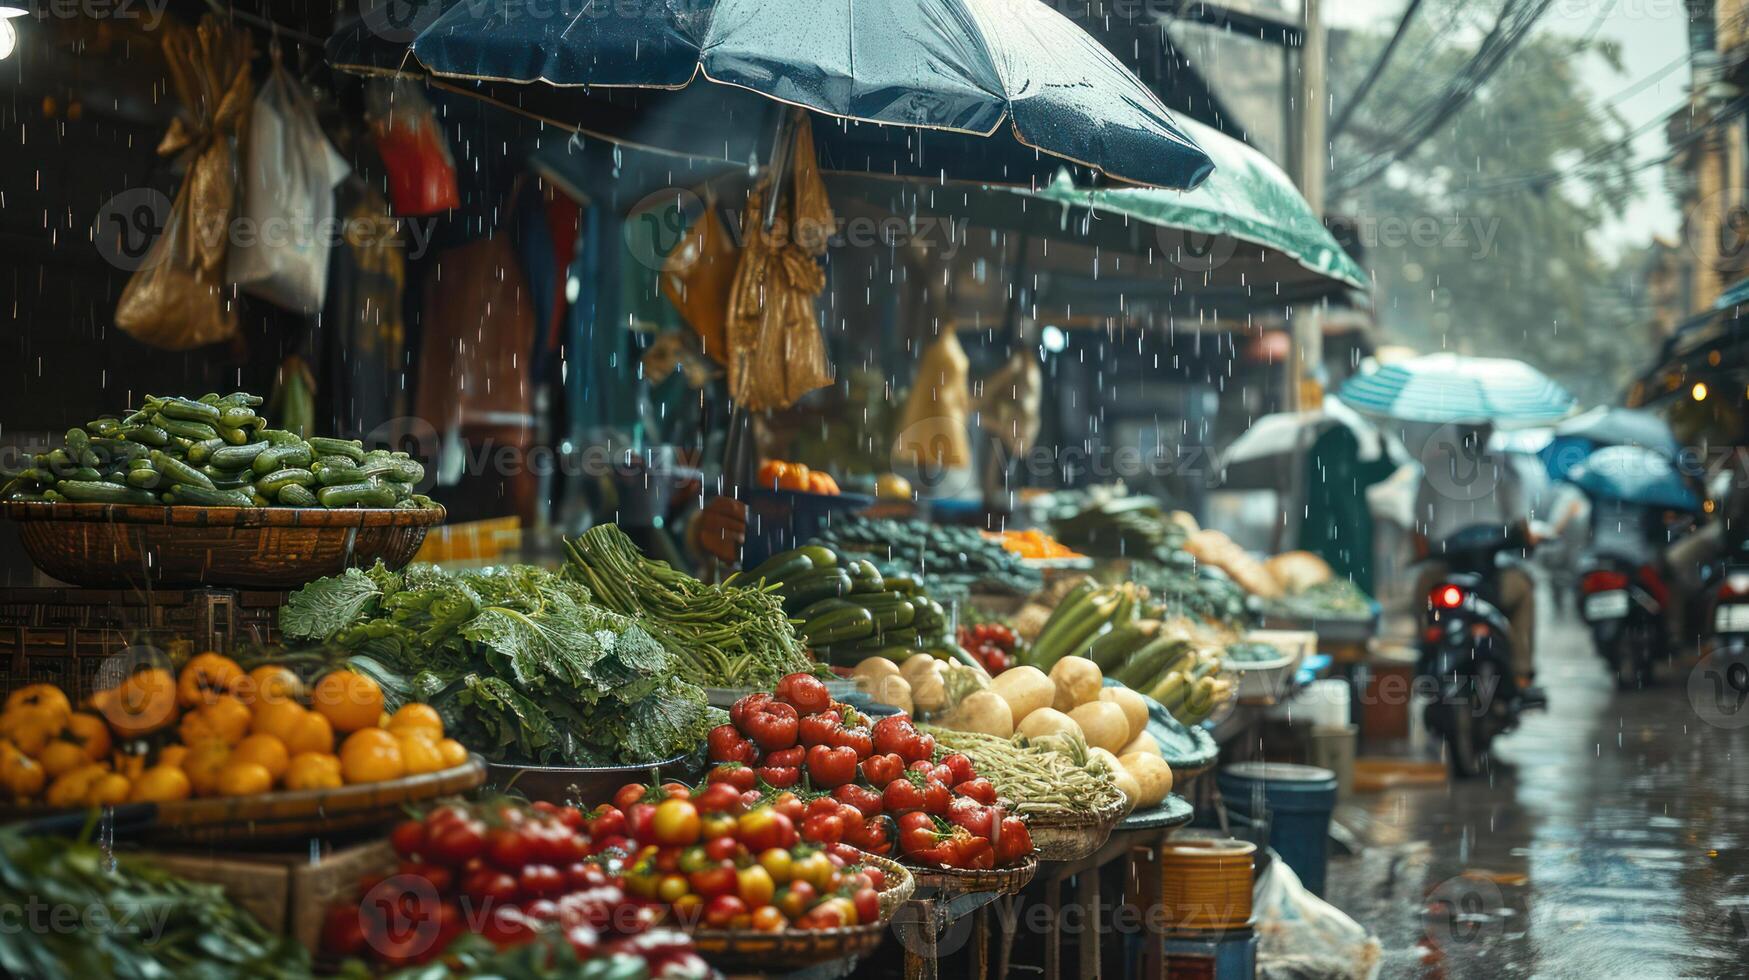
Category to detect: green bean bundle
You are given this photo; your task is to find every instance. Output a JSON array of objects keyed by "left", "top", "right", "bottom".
[
  {"left": 563, "top": 524, "right": 815, "bottom": 688},
  {"left": 920, "top": 724, "right": 1125, "bottom": 815}
]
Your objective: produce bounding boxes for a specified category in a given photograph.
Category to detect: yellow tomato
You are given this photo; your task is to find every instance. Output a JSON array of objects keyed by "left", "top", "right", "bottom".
[
  {"left": 436, "top": 738, "right": 469, "bottom": 769},
  {"left": 395, "top": 730, "right": 445, "bottom": 775},
  {"left": 182, "top": 740, "right": 232, "bottom": 797},
  {"left": 312, "top": 671, "right": 384, "bottom": 734},
  {"left": 179, "top": 696, "right": 251, "bottom": 747},
  {"left": 0, "top": 741, "right": 46, "bottom": 800},
  {"left": 129, "top": 766, "right": 191, "bottom": 803},
  {"left": 43, "top": 763, "right": 108, "bottom": 808},
  {"left": 63, "top": 712, "right": 111, "bottom": 761},
  {"left": 283, "top": 752, "right": 343, "bottom": 791},
  {"left": 157, "top": 745, "right": 189, "bottom": 770},
  {"left": 282, "top": 710, "right": 334, "bottom": 757},
  {"left": 177, "top": 653, "right": 245, "bottom": 708},
  {"left": 338, "top": 728, "right": 404, "bottom": 784},
  {"left": 85, "top": 773, "right": 131, "bottom": 807},
  {"left": 215, "top": 761, "right": 273, "bottom": 797},
  {"left": 5, "top": 684, "right": 71, "bottom": 722},
  {"left": 229, "top": 734, "right": 290, "bottom": 782},
  {"left": 239, "top": 665, "right": 303, "bottom": 707},
  {"left": 387, "top": 703, "right": 444, "bottom": 737},
  {"left": 37, "top": 741, "right": 90, "bottom": 779},
  {"left": 0, "top": 707, "right": 64, "bottom": 757}
]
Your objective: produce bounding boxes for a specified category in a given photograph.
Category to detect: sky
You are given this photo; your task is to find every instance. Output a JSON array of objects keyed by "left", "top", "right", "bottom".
[{"left": 1327, "top": 0, "right": 1691, "bottom": 254}]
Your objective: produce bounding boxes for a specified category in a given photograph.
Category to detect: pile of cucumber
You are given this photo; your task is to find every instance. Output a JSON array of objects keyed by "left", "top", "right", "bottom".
[
  {"left": 1, "top": 392, "right": 434, "bottom": 510},
  {"left": 810, "top": 515, "right": 1042, "bottom": 596},
  {"left": 725, "top": 546, "right": 977, "bottom": 669},
  {"left": 1019, "top": 577, "right": 1235, "bottom": 726}
]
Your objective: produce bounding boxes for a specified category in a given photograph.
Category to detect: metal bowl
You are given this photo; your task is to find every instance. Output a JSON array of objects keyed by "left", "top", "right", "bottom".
[
  {"left": 2, "top": 501, "right": 443, "bottom": 589},
  {"left": 484, "top": 754, "right": 698, "bottom": 806}
]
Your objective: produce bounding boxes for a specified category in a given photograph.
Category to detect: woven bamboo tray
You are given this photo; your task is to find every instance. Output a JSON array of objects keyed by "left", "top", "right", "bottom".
[
  {"left": 2, "top": 501, "right": 444, "bottom": 589},
  {"left": 1024, "top": 792, "right": 1129, "bottom": 862},
  {"left": 0, "top": 758, "right": 485, "bottom": 843},
  {"left": 908, "top": 853, "right": 1038, "bottom": 897},
  {"left": 686, "top": 851, "right": 914, "bottom": 970}
]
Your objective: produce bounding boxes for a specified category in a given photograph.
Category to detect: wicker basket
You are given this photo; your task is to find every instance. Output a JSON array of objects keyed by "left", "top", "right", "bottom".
[
  {"left": 908, "top": 853, "right": 1038, "bottom": 897},
  {"left": 2, "top": 501, "right": 443, "bottom": 589},
  {"left": 686, "top": 851, "right": 914, "bottom": 970},
  {"left": 1023, "top": 792, "right": 1129, "bottom": 862}
]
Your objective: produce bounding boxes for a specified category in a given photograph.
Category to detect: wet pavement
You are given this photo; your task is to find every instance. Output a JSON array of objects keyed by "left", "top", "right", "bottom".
[{"left": 1323, "top": 595, "right": 1749, "bottom": 978}]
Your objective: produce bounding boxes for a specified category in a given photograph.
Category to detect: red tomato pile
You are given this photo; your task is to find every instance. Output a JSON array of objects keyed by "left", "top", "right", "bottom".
[
  {"left": 707, "top": 673, "right": 1034, "bottom": 870},
  {"left": 958, "top": 623, "right": 1018, "bottom": 673},
  {"left": 321, "top": 799, "right": 709, "bottom": 977},
  {"left": 607, "top": 779, "right": 888, "bottom": 932}
]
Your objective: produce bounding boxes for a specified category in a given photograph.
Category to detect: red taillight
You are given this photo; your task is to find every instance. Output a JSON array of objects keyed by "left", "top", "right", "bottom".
[
  {"left": 1431, "top": 585, "right": 1465, "bottom": 610},
  {"left": 1718, "top": 573, "right": 1749, "bottom": 600},
  {"left": 1582, "top": 570, "right": 1630, "bottom": 594}
]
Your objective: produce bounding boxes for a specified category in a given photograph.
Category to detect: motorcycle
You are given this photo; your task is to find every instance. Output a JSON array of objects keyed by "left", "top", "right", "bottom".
[
  {"left": 1419, "top": 523, "right": 1546, "bottom": 778},
  {"left": 1576, "top": 554, "right": 1669, "bottom": 689}
]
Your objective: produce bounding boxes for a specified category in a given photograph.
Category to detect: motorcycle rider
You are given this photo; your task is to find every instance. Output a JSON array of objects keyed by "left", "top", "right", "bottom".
[
  {"left": 1409, "top": 422, "right": 1538, "bottom": 688},
  {"left": 1663, "top": 477, "right": 1749, "bottom": 650}
]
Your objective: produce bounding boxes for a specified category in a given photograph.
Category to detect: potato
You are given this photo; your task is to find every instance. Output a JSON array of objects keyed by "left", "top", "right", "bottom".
[
  {"left": 1119, "top": 730, "right": 1162, "bottom": 759},
  {"left": 990, "top": 666, "right": 1054, "bottom": 723},
  {"left": 1110, "top": 764, "right": 1142, "bottom": 811},
  {"left": 1069, "top": 701, "right": 1131, "bottom": 753},
  {"left": 869, "top": 675, "right": 913, "bottom": 715},
  {"left": 942, "top": 690, "right": 1014, "bottom": 738},
  {"left": 901, "top": 655, "right": 942, "bottom": 685},
  {"left": 1087, "top": 746, "right": 1122, "bottom": 771},
  {"left": 1099, "top": 686, "right": 1149, "bottom": 742},
  {"left": 1016, "top": 707, "right": 1081, "bottom": 740},
  {"left": 911, "top": 668, "right": 946, "bottom": 714},
  {"left": 1119, "top": 752, "right": 1173, "bottom": 808},
  {"left": 853, "top": 658, "right": 901, "bottom": 683},
  {"left": 1049, "top": 656, "right": 1103, "bottom": 712}
]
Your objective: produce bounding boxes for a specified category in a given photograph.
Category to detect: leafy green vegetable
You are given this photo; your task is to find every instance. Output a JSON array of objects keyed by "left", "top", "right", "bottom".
[{"left": 279, "top": 565, "right": 385, "bottom": 641}]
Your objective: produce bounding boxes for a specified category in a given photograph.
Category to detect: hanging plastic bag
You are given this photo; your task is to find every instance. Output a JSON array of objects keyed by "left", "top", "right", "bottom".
[
  {"left": 1253, "top": 857, "right": 1382, "bottom": 980},
  {"left": 228, "top": 49, "right": 349, "bottom": 313},
  {"left": 660, "top": 191, "right": 737, "bottom": 366},
  {"left": 114, "top": 17, "right": 253, "bottom": 350},
  {"left": 365, "top": 78, "right": 460, "bottom": 217},
  {"left": 893, "top": 329, "right": 973, "bottom": 473}
]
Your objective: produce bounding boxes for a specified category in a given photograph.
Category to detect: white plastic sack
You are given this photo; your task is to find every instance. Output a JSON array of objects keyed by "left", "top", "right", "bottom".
[
  {"left": 1253, "top": 857, "right": 1381, "bottom": 980},
  {"left": 228, "top": 55, "right": 349, "bottom": 313}
]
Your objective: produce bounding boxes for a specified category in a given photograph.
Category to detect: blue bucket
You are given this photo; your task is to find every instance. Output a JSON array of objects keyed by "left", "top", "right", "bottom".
[{"left": 1217, "top": 761, "right": 1338, "bottom": 896}]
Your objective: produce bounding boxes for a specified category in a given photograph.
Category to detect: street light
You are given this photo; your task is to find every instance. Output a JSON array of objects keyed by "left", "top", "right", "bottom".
[
  {"left": 0, "top": 2, "right": 24, "bottom": 63},
  {"left": 0, "top": 2, "right": 27, "bottom": 18}
]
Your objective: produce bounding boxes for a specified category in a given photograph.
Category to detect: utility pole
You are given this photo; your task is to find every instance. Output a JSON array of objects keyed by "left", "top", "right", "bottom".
[{"left": 1292, "top": 0, "right": 1327, "bottom": 410}]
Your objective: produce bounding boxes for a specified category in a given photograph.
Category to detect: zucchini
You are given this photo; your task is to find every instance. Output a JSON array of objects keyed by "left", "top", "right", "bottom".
[
  {"left": 1112, "top": 637, "right": 1192, "bottom": 689},
  {"left": 781, "top": 568, "right": 855, "bottom": 614},
  {"left": 822, "top": 645, "right": 918, "bottom": 668},
  {"left": 800, "top": 607, "right": 876, "bottom": 646},
  {"left": 796, "top": 597, "right": 864, "bottom": 621},
  {"left": 745, "top": 549, "right": 815, "bottom": 587},
  {"left": 1089, "top": 620, "right": 1157, "bottom": 673}
]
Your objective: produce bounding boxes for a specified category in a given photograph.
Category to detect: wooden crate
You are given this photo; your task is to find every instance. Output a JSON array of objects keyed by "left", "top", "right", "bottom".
[
  {"left": 0, "top": 587, "right": 285, "bottom": 701},
  {"left": 141, "top": 840, "right": 394, "bottom": 952}
]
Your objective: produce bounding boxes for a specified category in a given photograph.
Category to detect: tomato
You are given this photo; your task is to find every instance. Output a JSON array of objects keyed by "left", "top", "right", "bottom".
[
  {"left": 694, "top": 781, "right": 745, "bottom": 816},
  {"left": 651, "top": 799, "right": 702, "bottom": 846},
  {"left": 756, "top": 765, "right": 800, "bottom": 789},
  {"left": 703, "top": 894, "right": 749, "bottom": 929},
  {"left": 668, "top": 893, "right": 704, "bottom": 927},
  {"left": 321, "top": 905, "right": 367, "bottom": 957},
  {"left": 769, "top": 792, "right": 806, "bottom": 824},
  {"left": 805, "top": 796, "right": 841, "bottom": 821},
  {"left": 462, "top": 868, "right": 520, "bottom": 907},
  {"left": 741, "top": 700, "right": 800, "bottom": 751},
  {"left": 805, "top": 896, "right": 855, "bottom": 928},
  {"left": 994, "top": 816, "right": 1032, "bottom": 865},
  {"left": 625, "top": 802, "right": 658, "bottom": 843},
  {"left": 750, "top": 905, "right": 788, "bottom": 932},
  {"left": 922, "top": 778, "right": 952, "bottom": 815},
  {"left": 509, "top": 862, "right": 559, "bottom": 898},
  {"left": 857, "top": 814, "right": 898, "bottom": 857},
  {"left": 566, "top": 861, "right": 609, "bottom": 890},
  {"left": 829, "top": 725, "right": 874, "bottom": 758},
  {"left": 852, "top": 887, "right": 881, "bottom": 925},
  {"left": 806, "top": 744, "right": 858, "bottom": 788},
  {"left": 953, "top": 777, "right": 998, "bottom": 805},
  {"left": 775, "top": 881, "right": 816, "bottom": 919},
  {"left": 757, "top": 847, "right": 793, "bottom": 883},
  {"left": 797, "top": 712, "right": 842, "bottom": 748},
  {"left": 832, "top": 783, "right": 884, "bottom": 818},
  {"left": 426, "top": 818, "right": 487, "bottom": 865},
  {"left": 729, "top": 692, "right": 772, "bottom": 729},
  {"left": 613, "top": 783, "right": 652, "bottom": 811},
  {"left": 704, "top": 835, "right": 741, "bottom": 862},
  {"left": 947, "top": 797, "right": 996, "bottom": 838},
  {"left": 940, "top": 752, "right": 977, "bottom": 786},
  {"left": 707, "top": 724, "right": 759, "bottom": 765},
  {"left": 736, "top": 864, "right": 776, "bottom": 907},
  {"left": 661, "top": 781, "right": 692, "bottom": 799},
  {"left": 522, "top": 898, "right": 560, "bottom": 923},
  {"left": 791, "top": 851, "right": 835, "bottom": 891},
  {"left": 737, "top": 808, "right": 798, "bottom": 853},
  {"left": 774, "top": 672, "right": 831, "bottom": 715},
  {"left": 588, "top": 804, "right": 627, "bottom": 840},
  {"left": 700, "top": 812, "right": 738, "bottom": 840},
  {"left": 706, "top": 763, "right": 757, "bottom": 791},
  {"left": 481, "top": 905, "right": 535, "bottom": 947},
  {"left": 486, "top": 827, "right": 535, "bottom": 869},
  {"left": 871, "top": 715, "right": 921, "bottom": 758},
  {"left": 688, "top": 860, "right": 739, "bottom": 899},
  {"left": 656, "top": 874, "right": 692, "bottom": 904},
  {"left": 883, "top": 775, "right": 926, "bottom": 814},
  {"left": 397, "top": 860, "right": 454, "bottom": 895},
  {"left": 764, "top": 745, "right": 805, "bottom": 768},
  {"left": 860, "top": 752, "right": 904, "bottom": 788},
  {"left": 801, "top": 813, "right": 844, "bottom": 845}
]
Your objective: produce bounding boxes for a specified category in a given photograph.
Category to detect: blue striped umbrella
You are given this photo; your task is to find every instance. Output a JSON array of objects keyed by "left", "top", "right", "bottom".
[
  {"left": 1566, "top": 445, "right": 1700, "bottom": 511},
  {"left": 1337, "top": 353, "right": 1575, "bottom": 425}
]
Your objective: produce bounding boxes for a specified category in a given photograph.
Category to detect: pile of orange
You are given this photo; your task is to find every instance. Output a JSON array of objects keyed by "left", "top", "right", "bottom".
[
  {"left": 982, "top": 528, "right": 1084, "bottom": 560},
  {"left": 0, "top": 653, "right": 468, "bottom": 808},
  {"left": 757, "top": 459, "right": 840, "bottom": 495}
]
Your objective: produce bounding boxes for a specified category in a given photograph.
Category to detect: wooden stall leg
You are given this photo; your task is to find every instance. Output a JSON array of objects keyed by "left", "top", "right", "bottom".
[
  {"left": 972, "top": 904, "right": 990, "bottom": 980},
  {"left": 995, "top": 894, "right": 1019, "bottom": 980},
  {"left": 1043, "top": 876, "right": 1061, "bottom": 980},
  {"left": 1077, "top": 871, "right": 1100, "bottom": 980},
  {"left": 903, "top": 898, "right": 939, "bottom": 980}
]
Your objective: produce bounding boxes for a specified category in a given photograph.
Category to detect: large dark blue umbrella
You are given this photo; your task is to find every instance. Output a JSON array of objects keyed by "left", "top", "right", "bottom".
[
  {"left": 328, "top": 0, "right": 1214, "bottom": 190},
  {"left": 1566, "top": 445, "right": 1700, "bottom": 512}
]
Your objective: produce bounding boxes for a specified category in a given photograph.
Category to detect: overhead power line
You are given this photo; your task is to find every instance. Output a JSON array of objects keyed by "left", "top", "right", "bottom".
[{"left": 1330, "top": 0, "right": 1428, "bottom": 141}]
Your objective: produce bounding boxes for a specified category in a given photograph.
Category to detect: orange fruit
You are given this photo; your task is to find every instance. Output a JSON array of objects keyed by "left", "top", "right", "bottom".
[
  {"left": 386, "top": 703, "right": 444, "bottom": 737},
  {"left": 283, "top": 752, "right": 343, "bottom": 791},
  {"left": 338, "top": 728, "right": 404, "bottom": 784},
  {"left": 177, "top": 653, "right": 245, "bottom": 708},
  {"left": 158, "top": 744, "right": 189, "bottom": 770},
  {"left": 63, "top": 712, "right": 111, "bottom": 761},
  {"left": 250, "top": 699, "right": 307, "bottom": 742},
  {"left": 5, "top": 684, "right": 71, "bottom": 721},
  {"left": 85, "top": 773, "right": 131, "bottom": 807},
  {"left": 215, "top": 761, "right": 272, "bottom": 797},
  {"left": 43, "top": 763, "right": 107, "bottom": 808},
  {"left": 0, "top": 707, "right": 64, "bottom": 757},
  {"left": 94, "top": 668, "right": 177, "bottom": 738},
  {"left": 282, "top": 710, "right": 334, "bottom": 757},
  {"left": 313, "top": 671, "right": 383, "bottom": 734},
  {"left": 37, "top": 741, "right": 90, "bottom": 779},
  {"left": 179, "top": 696, "right": 250, "bottom": 747},
  {"left": 395, "top": 730, "right": 445, "bottom": 775},
  {"left": 239, "top": 665, "right": 303, "bottom": 707},
  {"left": 0, "top": 741, "right": 46, "bottom": 800},
  {"left": 182, "top": 740, "right": 232, "bottom": 797},
  {"left": 436, "top": 738, "right": 469, "bottom": 769},
  {"left": 129, "top": 765, "right": 191, "bottom": 803},
  {"left": 230, "top": 734, "right": 290, "bottom": 782}
]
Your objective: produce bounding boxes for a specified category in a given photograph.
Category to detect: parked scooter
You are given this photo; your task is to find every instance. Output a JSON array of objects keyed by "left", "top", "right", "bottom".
[
  {"left": 1576, "top": 553, "right": 1669, "bottom": 689},
  {"left": 1419, "top": 523, "right": 1547, "bottom": 777}
]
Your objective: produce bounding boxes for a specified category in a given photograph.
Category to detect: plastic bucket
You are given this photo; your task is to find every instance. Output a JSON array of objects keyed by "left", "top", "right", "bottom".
[
  {"left": 1217, "top": 761, "right": 1338, "bottom": 896},
  {"left": 1163, "top": 925, "right": 1257, "bottom": 980}
]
